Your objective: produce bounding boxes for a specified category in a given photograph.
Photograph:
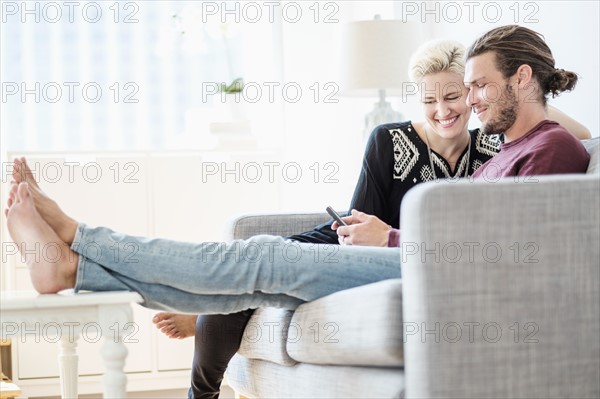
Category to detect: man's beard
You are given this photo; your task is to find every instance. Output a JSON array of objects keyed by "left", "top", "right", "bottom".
[{"left": 481, "top": 84, "right": 518, "bottom": 136}]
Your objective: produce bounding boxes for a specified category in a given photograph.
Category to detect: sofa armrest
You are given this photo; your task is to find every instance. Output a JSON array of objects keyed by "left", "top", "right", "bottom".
[
  {"left": 224, "top": 212, "right": 331, "bottom": 240},
  {"left": 400, "top": 175, "right": 600, "bottom": 399}
]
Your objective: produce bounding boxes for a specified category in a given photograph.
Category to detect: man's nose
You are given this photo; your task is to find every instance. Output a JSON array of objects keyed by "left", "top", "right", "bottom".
[{"left": 466, "top": 88, "right": 477, "bottom": 107}]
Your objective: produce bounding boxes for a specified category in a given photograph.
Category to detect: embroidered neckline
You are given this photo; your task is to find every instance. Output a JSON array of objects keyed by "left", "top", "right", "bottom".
[{"left": 424, "top": 127, "right": 471, "bottom": 179}]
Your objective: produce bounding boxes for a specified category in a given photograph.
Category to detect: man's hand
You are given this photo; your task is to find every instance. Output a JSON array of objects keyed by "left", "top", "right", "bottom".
[{"left": 332, "top": 209, "right": 391, "bottom": 247}]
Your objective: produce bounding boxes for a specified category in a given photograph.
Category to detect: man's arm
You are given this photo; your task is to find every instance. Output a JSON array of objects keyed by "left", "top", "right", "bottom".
[
  {"left": 547, "top": 105, "right": 591, "bottom": 139},
  {"left": 518, "top": 127, "right": 590, "bottom": 176}
]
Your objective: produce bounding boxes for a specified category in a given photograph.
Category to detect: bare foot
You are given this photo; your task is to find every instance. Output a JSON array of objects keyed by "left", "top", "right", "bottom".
[
  {"left": 12, "top": 157, "right": 78, "bottom": 245},
  {"left": 6, "top": 183, "right": 78, "bottom": 294},
  {"left": 152, "top": 313, "right": 198, "bottom": 339}
]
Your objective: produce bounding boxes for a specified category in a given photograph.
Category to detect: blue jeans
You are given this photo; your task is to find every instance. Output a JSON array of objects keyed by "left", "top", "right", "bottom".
[{"left": 72, "top": 224, "right": 401, "bottom": 313}]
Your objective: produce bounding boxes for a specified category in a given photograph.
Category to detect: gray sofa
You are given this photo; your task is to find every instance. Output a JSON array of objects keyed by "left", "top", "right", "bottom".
[{"left": 224, "top": 138, "right": 599, "bottom": 399}]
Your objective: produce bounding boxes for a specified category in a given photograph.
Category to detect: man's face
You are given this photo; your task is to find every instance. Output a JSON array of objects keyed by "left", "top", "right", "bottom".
[{"left": 464, "top": 52, "right": 518, "bottom": 136}]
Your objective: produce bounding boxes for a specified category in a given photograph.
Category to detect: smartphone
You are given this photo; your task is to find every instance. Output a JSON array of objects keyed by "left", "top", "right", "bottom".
[{"left": 326, "top": 206, "right": 347, "bottom": 226}]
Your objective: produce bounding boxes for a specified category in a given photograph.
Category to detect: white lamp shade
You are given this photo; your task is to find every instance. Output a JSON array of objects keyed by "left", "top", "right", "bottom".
[{"left": 341, "top": 20, "right": 420, "bottom": 97}]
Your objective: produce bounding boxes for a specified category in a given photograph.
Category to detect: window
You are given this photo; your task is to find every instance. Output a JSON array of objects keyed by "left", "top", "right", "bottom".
[{"left": 1, "top": 1, "right": 279, "bottom": 151}]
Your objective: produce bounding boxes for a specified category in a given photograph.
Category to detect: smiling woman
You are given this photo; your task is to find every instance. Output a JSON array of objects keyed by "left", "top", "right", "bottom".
[{"left": 418, "top": 71, "right": 472, "bottom": 172}]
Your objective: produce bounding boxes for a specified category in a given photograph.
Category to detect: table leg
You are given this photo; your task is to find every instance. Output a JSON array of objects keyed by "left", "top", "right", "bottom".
[
  {"left": 101, "top": 335, "right": 128, "bottom": 398},
  {"left": 58, "top": 334, "right": 79, "bottom": 399}
]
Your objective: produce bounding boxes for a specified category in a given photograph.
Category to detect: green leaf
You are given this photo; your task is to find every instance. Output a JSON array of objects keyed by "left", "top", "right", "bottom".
[{"left": 220, "top": 78, "right": 244, "bottom": 93}]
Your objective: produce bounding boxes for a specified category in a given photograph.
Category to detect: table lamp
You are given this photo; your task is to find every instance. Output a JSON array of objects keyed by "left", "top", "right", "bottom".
[{"left": 341, "top": 16, "right": 419, "bottom": 139}]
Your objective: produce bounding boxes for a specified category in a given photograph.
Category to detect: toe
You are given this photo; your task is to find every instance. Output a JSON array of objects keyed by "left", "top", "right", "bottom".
[
  {"left": 153, "top": 312, "right": 172, "bottom": 324},
  {"left": 167, "top": 330, "right": 178, "bottom": 339},
  {"left": 22, "top": 159, "right": 38, "bottom": 187},
  {"left": 156, "top": 320, "right": 178, "bottom": 334},
  {"left": 16, "top": 183, "right": 30, "bottom": 203},
  {"left": 161, "top": 325, "right": 175, "bottom": 337},
  {"left": 9, "top": 184, "right": 17, "bottom": 202},
  {"left": 13, "top": 159, "right": 24, "bottom": 183}
]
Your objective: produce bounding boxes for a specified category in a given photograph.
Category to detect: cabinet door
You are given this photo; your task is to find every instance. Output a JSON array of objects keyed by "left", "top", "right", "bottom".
[
  {"left": 151, "top": 153, "right": 281, "bottom": 242},
  {"left": 155, "top": 328, "right": 195, "bottom": 372}
]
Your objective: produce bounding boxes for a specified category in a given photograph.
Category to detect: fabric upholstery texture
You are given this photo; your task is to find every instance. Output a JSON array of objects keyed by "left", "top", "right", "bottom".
[
  {"left": 400, "top": 174, "right": 599, "bottom": 399},
  {"left": 582, "top": 137, "right": 599, "bottom": 174},
  {"left": 237, "top": 307, "right": 297, "bottom": 366},
  {"left": 225, "top": 212, "right": 331, "bottom": 241},
  {"left": 226, "top": 354, "right": 404, "bottom": 399},
  {"left": 287, "top": 279, "right": 403, "bottom": 367}
]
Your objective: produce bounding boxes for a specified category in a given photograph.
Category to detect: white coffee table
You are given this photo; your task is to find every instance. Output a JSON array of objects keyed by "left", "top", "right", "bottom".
[{"left": 0, "top": 290, "right": 143, "bottom": 398}]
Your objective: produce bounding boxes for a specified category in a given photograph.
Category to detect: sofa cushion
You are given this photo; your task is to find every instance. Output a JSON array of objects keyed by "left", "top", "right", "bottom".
[
  {"left": 582, "top": 137, "right": 599, "bottom": 175},
  {"left": 287, "top": 279, "right": 403, "bottom": 367},
  {"left": 237, "top": 308, "right": 298, "bottom": 366},
  {"left": 226, "top": 354, "right": 404, "bottom": 399}
]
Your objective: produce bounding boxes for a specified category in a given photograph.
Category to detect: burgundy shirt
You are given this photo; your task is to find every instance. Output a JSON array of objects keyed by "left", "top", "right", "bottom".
[
  {"left": 471, "top": 120, "right": 589, "bottom": 179},
  {"left": 387, "top": 120, "right": 590, "bottom": 247}
]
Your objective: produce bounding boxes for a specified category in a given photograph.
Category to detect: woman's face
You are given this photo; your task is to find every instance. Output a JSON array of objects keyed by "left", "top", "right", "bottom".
[{"left": 421, "top": 71, "right": 471, "bottom": 140}]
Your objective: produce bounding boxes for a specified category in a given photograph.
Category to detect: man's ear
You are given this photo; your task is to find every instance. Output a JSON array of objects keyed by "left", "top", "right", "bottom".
[{"left": 515, "top": 64, "right": 533, "bottom": 88}]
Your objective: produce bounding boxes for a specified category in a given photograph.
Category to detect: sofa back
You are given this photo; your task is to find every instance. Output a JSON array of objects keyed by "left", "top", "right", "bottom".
[
  {"left": 582, "top": 136, "right": 599, "bottom": 174},
  {"left": 400, "top": 174, "right": 599, "bottom": 399},
  {"left": 226, "top": 212, "right": 331, "bottom": 240}
]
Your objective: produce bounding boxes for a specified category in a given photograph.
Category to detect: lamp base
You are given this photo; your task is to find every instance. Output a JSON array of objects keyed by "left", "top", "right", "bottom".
[{"left": 364, "top": 100, "right": 402, "bottom": 140}]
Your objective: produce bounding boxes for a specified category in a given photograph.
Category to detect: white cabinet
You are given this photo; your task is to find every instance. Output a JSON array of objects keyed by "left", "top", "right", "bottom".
[{"left": 1, "top": 151, "right": 280, "bottom": 397}]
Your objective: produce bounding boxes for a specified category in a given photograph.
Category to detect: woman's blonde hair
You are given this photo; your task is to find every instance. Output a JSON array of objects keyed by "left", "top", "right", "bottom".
[{"left": 409, "top": 39, "right": 466, "bottom": 84}]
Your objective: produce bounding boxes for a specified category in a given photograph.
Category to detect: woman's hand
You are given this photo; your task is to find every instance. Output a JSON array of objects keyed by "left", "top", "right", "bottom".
[{"left": 332, "top": 209, "right": 392, "bottom": 247}]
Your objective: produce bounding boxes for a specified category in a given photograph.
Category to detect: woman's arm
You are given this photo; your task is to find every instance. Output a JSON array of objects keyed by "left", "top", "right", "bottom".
[
  {"left": 547, "top": 105, "right": 592, "bottom": 139},
  {"left": 347, "top": 125, "right": 395, "bottom": 218},
  {"left": 335, "top": 209, "right": 392, "bottom": 247}
]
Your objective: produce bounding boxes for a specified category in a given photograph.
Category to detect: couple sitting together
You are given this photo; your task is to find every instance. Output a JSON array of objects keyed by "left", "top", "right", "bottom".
[{"left": 5, "top": 25, "right": 592, "bottom": 399}]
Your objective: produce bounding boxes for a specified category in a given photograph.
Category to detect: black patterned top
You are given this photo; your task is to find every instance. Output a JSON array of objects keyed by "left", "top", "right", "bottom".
[{"left": 288, "top": 121, "right": 501, "bottom": 244}]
